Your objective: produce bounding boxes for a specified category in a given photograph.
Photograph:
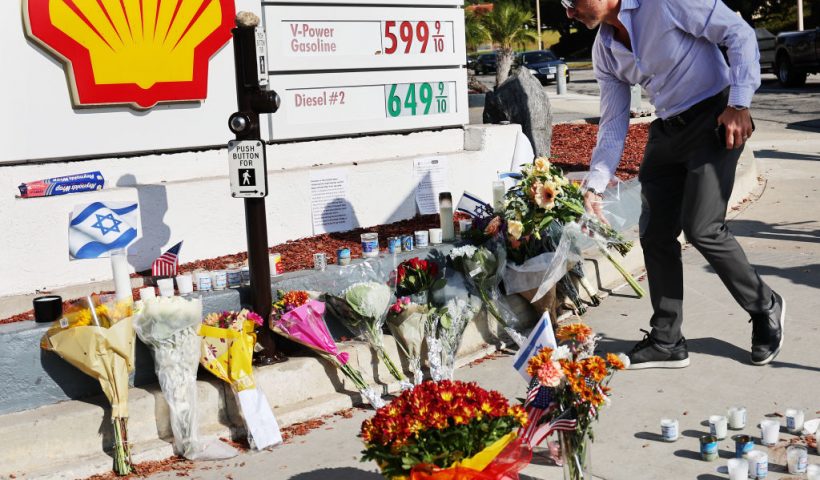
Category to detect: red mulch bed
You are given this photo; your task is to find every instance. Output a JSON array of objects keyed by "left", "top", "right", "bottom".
[
  {"left": 2, "top": 123, "right": 649, "bottom": 325},
  {"left": 551, "top": 123, "right": 649, "bottom": 181}
]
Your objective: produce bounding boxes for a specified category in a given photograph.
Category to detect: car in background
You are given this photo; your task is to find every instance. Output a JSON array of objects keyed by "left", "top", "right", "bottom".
[
  {"left": 466, "top": 53, "right": 480, "bottom": 72},
  {"left": 516, "top": 50, "right": 570, "bottom": 85},
  {"left": 474, "top": 53, "right": 497, "bottom": 75},
  {"left": 756, "top": 28, "right": 776, "bottom": 74},
  {"left": 772, "top": 27, "right": 820, "bottom": 87}
]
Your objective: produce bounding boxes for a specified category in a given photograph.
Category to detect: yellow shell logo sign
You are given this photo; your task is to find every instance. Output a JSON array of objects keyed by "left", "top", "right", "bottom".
[{"left": 24, "top": 0, "right": 236, "bottom": 109}]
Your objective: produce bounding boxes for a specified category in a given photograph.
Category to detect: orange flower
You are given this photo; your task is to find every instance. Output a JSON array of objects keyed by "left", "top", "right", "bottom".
[
  {"left": 580, "top": 356, "right": 608, "bottom": 383},
  {"left": 535, "top": 360, "right": 564, "bottom": 387},
  {"left": 606, "top": 353, "right": 626, "bottom": 370},
  {"left": 484, "top": 216, "right": 502, "bottom": 235},
  {"left": 526, "top": 347, "right": 554, "bottom": 377},
  {"left": 556, "top": 323, "right": 593, "bottom": 343}
]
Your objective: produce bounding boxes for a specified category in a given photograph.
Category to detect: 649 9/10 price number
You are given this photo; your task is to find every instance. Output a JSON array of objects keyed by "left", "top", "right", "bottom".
[{"left": 385, "top": 82, "right": 452, "bottom": 118}]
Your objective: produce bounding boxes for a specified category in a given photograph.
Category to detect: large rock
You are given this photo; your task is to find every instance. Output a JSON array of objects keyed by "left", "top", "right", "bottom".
[{"left": 483, "top": 68, "right": 552, "bottom": 157}]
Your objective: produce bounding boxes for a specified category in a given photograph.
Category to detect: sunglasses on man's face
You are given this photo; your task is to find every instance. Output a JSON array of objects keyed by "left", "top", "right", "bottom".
[{"left": 561, "top": 0, "right": 576, "bottom": 9}]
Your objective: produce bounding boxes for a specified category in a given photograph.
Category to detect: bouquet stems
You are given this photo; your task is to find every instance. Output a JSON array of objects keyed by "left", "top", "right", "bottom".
[
  {"left": 112, "top": 417, "right": 132, "bottom": 475},
  {"left": 602, "top": 249, "right": 646, "bottom": 298},
  {"left": 338, "top": 362, "right": 386, "bottom": 409},
  {"left": 477, "top": 288, "right": 526, "bottom": 348}
]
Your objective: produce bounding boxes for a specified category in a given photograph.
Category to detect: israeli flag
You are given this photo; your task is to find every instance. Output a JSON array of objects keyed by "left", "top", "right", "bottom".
[
  {"left": 512, "top": 312, "right": 557, "bottom": 381},
  {"left": 456, "top": 191, "right": 493, "bottom": 218},
  {"left": 69, "top": 202, "right": 139, "bottom": 259}
]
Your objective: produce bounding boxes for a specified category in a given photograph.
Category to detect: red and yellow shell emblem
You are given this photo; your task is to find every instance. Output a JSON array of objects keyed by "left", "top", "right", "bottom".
[{"left": 24, "top": 0, "right": 236, "bottom": 109}]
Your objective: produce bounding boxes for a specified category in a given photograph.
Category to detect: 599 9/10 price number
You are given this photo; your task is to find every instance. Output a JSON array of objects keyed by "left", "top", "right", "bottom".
[
  {"left": 385, "top": 82, "right": 453, "bottom": 118},
  {"left": 383, "top": 21, "right": 452, "bottom": 55}
]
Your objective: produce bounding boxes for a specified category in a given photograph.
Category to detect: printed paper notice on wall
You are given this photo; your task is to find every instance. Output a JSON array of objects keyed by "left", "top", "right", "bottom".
[
  {"left": 413, "top": 157, "right": 449, "bottom": 215},
  {"left": 310, "top": 169, "right": 353, "bottom": 234}
]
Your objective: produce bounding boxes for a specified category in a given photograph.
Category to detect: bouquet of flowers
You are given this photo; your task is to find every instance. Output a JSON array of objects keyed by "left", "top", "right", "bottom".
[
  {"left": 200, "top": 309, "right": 283, "bottom": 450},
  {"left": 324, "top": 282, "right": 410, "bottom": 388},
  {"left": 40, "top": 295, "right": 135, "bottom": 475},
  {"left": 449, "top": 244, "right": 527, "bottom": 347},
  {"left": 361, "top": 380, "right": 532, "bottom": 480},
  {"left": 520, "top": 322, "right": 627, "bottom": 480},
  {"left": 503, "top": 157, "right": 644, "bottom": 301},
  {"left": 387, "top": 258, "right": 446, "bottom": 385},
  {"left": 425, "top": 296, "right": 480, "bottom": 382},
  {"left": 134, "top": 296, "right": 238, "bottom": 460},
  {"left": 271, "top": 290, "right": 385, "bottom": 409}
]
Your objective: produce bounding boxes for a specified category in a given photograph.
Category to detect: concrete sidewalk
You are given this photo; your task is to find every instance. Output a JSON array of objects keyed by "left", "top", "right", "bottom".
[{"left": 145, "top": 129, "right": 820, "bottom": 480}]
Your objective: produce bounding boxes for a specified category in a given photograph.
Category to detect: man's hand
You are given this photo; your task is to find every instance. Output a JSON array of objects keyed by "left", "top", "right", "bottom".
[
  {"left": 717, "top": 107, "right": 754, "bottom": 150},
  {"left": 583, "top": 190, "right": 610, "bottom": 226}
]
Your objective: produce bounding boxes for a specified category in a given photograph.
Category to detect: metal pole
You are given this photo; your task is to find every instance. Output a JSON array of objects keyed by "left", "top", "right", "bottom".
[
  {"left": 556, "top": 63, "right": 567, "bottom": 95},
  {"left": 797, "top": 0, "right": 803, "bottom": 31},
  {"left": 536, "top": 0, "right": 542, "bottom": 50},
  {"left": 231, "top": 17, "right": 283, "bottom": 365}
]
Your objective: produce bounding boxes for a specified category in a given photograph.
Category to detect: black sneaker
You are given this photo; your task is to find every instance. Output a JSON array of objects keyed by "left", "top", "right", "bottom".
[
  {"left": 749, "top": 291, "right": 785, "bottom": 366},
  {"left": 627, "top": 330, "right": 690, "bottom": 370}
]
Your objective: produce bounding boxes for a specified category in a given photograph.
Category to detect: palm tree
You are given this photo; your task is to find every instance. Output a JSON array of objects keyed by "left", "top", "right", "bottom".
[
  {"left": 480, "top": 1, "right": 537, "bottom": 86},
  {"left": 464, "top": 7, "right": 489, "bottom": 52}
]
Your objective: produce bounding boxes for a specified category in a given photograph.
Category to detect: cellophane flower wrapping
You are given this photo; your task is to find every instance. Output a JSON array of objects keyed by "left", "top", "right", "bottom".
[
  {"left": 449, "top": 244, "right": 527, "bottom": 347},
  {"left": 272, "top": 298, "right": 384, "bottom": 408},
  {"left": 323, "top": 261, "right": 410, "bottom": 387},
  {"left": 40, "top": 294, "right": 135, "bottom": 475},
  {"left": 426, "top": 296, "right": 480, "bottom": 382},
  {"left": 134, "top": 296, "right": 238, "bottom": 460},
  {"left": 200, "top": 310, "right": 283, "bottom": 450},
  {"left": 387, "top": 299, "right": 428, "bottom": 386}
]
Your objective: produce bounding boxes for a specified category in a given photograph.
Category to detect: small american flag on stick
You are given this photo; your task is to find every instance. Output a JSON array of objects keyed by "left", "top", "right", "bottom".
[{"left": 152, "top": 241, "right": 182, "bottom": 277}]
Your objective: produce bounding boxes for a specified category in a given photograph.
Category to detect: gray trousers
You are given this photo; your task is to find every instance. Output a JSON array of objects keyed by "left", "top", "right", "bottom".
[{"left": 639, "top": 89, "right": 772, "bottom": 345}]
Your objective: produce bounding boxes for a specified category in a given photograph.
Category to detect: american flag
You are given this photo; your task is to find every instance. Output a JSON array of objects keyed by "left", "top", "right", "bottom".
[
  {"left": 152, "top": 241, "right": 182, "bottom": 277},
  {"left": 519, "top": 378, "right": 578, "bottom": 447}
]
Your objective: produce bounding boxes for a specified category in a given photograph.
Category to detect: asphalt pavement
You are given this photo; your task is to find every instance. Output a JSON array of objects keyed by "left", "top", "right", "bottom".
[{"left": 144, "top": 78, "right": 820, "bottom": 479}]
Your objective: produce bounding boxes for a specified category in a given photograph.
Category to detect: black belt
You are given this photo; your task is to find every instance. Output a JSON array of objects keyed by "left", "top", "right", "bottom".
[{"left": 662, "top": 89, "right": 728, "bottom": 127}]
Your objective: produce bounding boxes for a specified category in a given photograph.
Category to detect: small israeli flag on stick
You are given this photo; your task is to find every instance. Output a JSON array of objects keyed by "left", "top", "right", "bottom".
[
  {"left": 512, "top": 312, "right": 557, "bottom": 381},
  {"left": 456, "top": 191, "right": 493, "bottom": 218},
  {"left": 69, "top": 202, "right": 139, "bottom": 259}
]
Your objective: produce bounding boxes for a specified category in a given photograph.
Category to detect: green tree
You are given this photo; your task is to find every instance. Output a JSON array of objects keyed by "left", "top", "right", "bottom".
[
  {"left": 480, "top": 1, "right": 537, "bottom": 85},
  {"left": 465, "top": 7, "right": 490, "bottom": 52}
]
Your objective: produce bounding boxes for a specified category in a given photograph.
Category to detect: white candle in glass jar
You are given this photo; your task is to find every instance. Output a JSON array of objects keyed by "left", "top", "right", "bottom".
[
  {"left": 175, "top": 274, "right": 194, "bottom": 295},
  {"left": 728, "top": 406, "right": 747, "bottom": 429},
  {"left": 709, "top": 415, "right": 728, "bottom": 440},
  {"left": 760, "top": 419, "right": 780, "bottom": 446},
  {"left": 157, "top": 278, "right": 175, "bottom": 297},
  {"left": 492, "top": 180, "right": 506, "bottom": 211},
  {"left": 785, "top": 408, "right": 804, "bottom": 433},
  {"left": 139, "top": 287, "right": 156, "bottom": 300},
  {"left": 728, "top": 458, "right": 748, "bottom": 480}
]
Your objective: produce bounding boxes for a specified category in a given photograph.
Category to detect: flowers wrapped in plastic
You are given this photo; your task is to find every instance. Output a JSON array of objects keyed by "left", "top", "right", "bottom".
[
  {"left": 40, "top": 295, "right": 135, "bottom": 475},
  {"left": 361, "top": 380, "right": 532, "bottom": 480},
  {"left": 271, "top": 290, "right": 385, "bottom": 409},
  {"left": 519, "top": 322, "right": 627, "bottom": 480},
  {"left": 502, "top": 159, "right": 645, "bottom": 304},
  {"left": 387, "top": 257, "right": 446, "bottom": 385},
  {"left": 425, "top": 296, "right": 480, "bottom": 382},
  {"left": 200, "top": 310, "right": 283, "bottom": 450},
  {"left": 325, "top": 281, "right": 411, "bottom": 389},
  {"left": 134, "top": 296, "right": 238, "bottom": 460},
  {"left": 449, "top": 244, "right": 527, "bottom": 347}
]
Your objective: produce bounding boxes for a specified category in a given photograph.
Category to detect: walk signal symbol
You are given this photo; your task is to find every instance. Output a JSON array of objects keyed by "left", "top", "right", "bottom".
[{"left": 239, "top": 169, "right": 255, "bottom": 187}]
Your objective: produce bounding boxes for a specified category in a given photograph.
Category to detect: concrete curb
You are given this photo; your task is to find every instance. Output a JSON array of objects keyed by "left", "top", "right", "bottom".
[{"left": 0, "top": 151, "right": 760, "bottom": 480}]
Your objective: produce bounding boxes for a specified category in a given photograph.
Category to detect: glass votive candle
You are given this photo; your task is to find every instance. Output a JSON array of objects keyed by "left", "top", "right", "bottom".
[
  {"left": 196, "top": 271, "right": 212, "bottom": 291},
  {"left": 175, "top": 274, "right": 194, "bottom": 295},
  {"left": 747, "top": 450, "right": 768, "bottom": 479},
  {"left": 786, "top": 444, "right": 808, "bottom": 474},
  {"left": 728, "top": 458, "right": 749, "bottom": 480},
  {"left": 807, "top": 464, "right": 820, "bottom": 480},
  {"left": 211, "top": 270, "right": 227, "bottom": 291},
  {"left": 361, "top": 233, "right": 379, "bottom": 258},
  {"left": 660, "top": 418, "right": 679, "bottom": 442},
  {"left": 700, "top": 434, "right": 718, "bottom": 461},
  {"left": 414, "top": 230, "right": 429, "bottom": 248},
  {"left": 732, "top": 434, "right": 754, "bottom": 458},
  {"left": 759, "top": 419, "right": 780, "bottom": 446},
  {"left": 785, "top": 408, "right": 804, "bottom": 433},
  {"left": 709, "top": 415, "right": 728, "bottom": 440},
  {"left": 139, "top": 286, "right": 156, "bottom": 300},
  {"left": 428, "top": 228, "right": 443, "bottom": 245},
  {"left": 157, "top": 278, "right": 175, "bottom": 297},
  {"left": 728, "top": 406, "right": 747, "bottom": 429},
  {"left": 226, "top": 268, "right": 242, "bottom": 288}
]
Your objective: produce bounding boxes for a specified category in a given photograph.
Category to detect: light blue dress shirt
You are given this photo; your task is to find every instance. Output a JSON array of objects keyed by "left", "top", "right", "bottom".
[{"left": 586, "top": 0, "right": 761, "bottom": 193}]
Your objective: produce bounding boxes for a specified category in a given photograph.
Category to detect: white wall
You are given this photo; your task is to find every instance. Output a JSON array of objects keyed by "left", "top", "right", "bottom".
[{"left": 0, "top": 125, "right": 520, "bottom": 297}]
